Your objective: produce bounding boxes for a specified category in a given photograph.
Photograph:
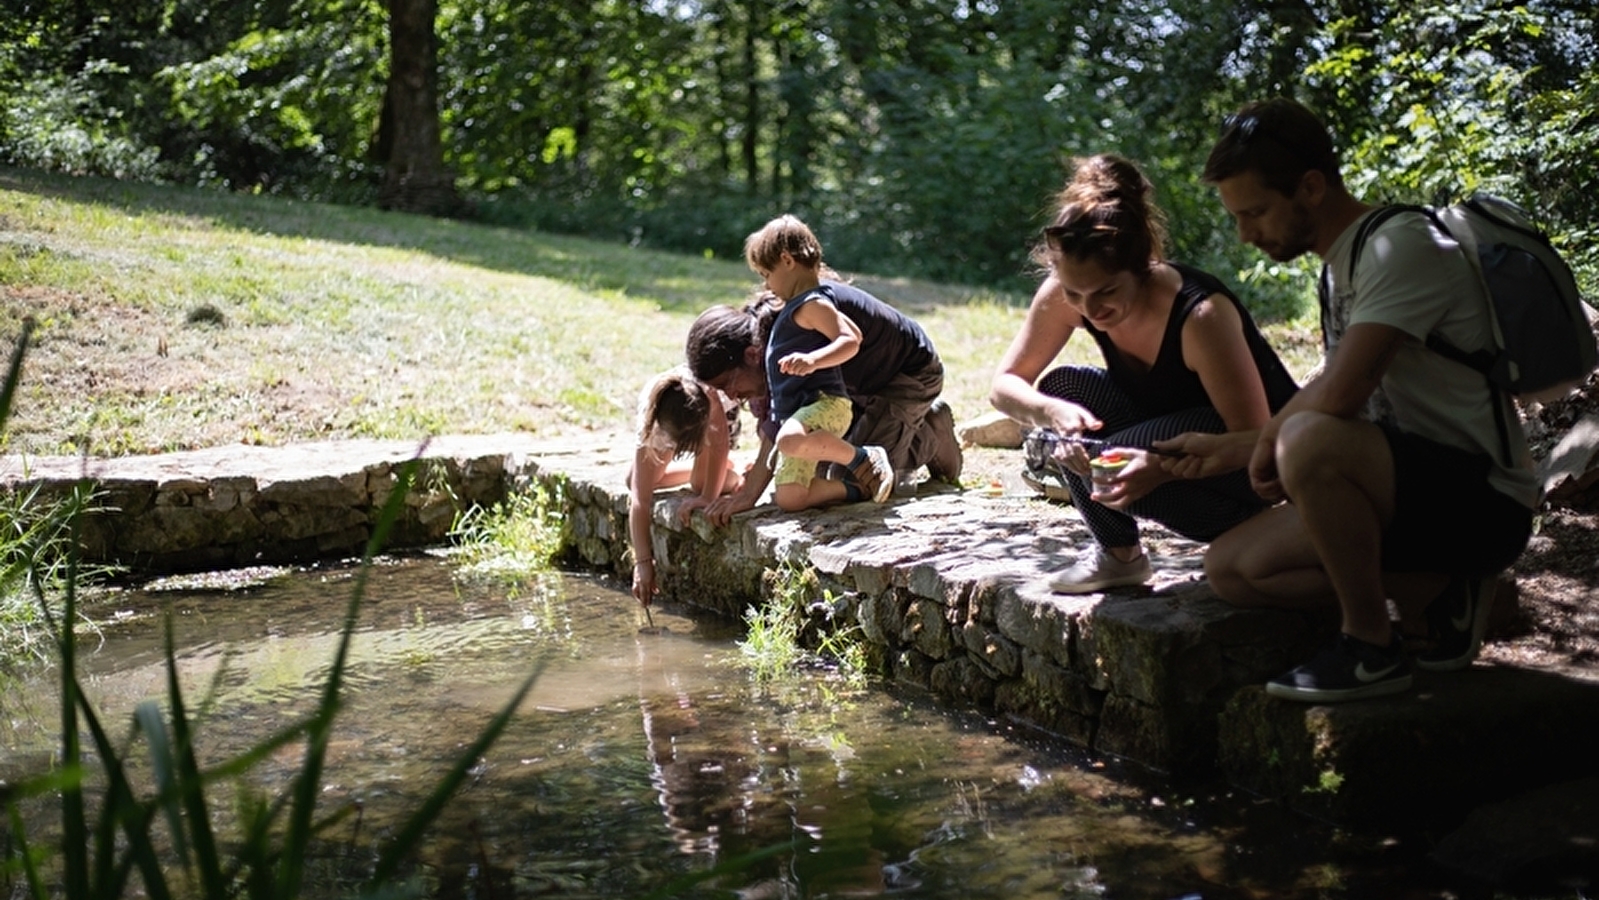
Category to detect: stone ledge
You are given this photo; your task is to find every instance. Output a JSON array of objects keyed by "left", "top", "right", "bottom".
[
  {"left": 1, "top": 434, "right": 545, "bottom": 573},
  {"left": 535, "top": 435, "right": 1334, "bottom": 776},
  {"left": 7, "top": 432, "right": 1595, "bottom": 841},
  {"left": 1218, "top": 664, "right": 1599, "bottom": 832}
]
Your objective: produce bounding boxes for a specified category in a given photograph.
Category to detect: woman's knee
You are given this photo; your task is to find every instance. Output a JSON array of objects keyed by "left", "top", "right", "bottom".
[
  {"left": 1203, "top": 541, "right": 1252, "bottom": 606},
  {"left": 1035, "top": 364, "right": 1107, "bottom": 401}
]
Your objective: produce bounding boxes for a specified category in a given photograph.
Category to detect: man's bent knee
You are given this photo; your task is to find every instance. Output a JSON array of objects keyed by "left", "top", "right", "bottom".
[
  {"left": 1277, "top": 411, "right": 1352, "bottom": 465},
  {"left": 1203, "top": 541, "right": 1255, "bottom": 607},
  {"left": 1276, "top": 412, "right": 1387, "bottom": 490}
]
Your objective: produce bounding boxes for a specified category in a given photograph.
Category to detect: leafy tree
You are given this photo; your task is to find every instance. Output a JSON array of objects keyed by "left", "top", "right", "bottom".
[
  {"left": 156, "top": 0, "right": 388, "bottom": 197},
  {"left": 1300, "top": 0, "right": 1599, "bottom": 297}
]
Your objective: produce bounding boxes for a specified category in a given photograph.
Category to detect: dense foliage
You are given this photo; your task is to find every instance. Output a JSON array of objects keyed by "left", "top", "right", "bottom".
[{"left": 2, "top": 0, "right": 1595, "bottom": 315}]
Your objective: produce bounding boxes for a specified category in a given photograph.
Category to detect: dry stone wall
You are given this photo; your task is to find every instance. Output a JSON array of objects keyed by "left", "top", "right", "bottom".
[
  {"left": 532, "top": 438, "right": 1327, "bottom": 775},
  {"left": 1, "top": 436, "right": 525, "bottom": 573}
]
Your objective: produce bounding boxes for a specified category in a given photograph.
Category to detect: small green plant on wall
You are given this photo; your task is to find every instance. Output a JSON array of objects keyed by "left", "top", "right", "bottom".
[
  {"left": 1305, "top": 766, "right": 1346, "bottom": 796},
  {"left": 738, "top": 558, "right": 870, "bottom": 687},
  {"left": 447, "top": 478, "right": 565, "bottom": 582}
]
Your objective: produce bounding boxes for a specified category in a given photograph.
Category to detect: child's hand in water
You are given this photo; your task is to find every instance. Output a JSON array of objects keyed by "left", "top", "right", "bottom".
[
  {"left": 778, "top": 351, "right": 818, "bottom": 376},
  {"left": 631, "top": 560, "right": 657, "bottom": 605}
]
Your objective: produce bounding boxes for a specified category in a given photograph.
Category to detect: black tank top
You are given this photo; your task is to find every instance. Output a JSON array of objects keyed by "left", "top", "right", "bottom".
[
  {"left": 1082, "top": 263, "right": 1298, "bottom": 416},
  {"left": 765, "top": 292, "right": 849, "bottom": 420}
]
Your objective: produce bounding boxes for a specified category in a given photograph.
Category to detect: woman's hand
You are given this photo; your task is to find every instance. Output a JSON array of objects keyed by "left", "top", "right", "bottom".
[
  {"left": 1090, "top": 449, "right": 1170, "bottom": 509},
  {"left": 1046, "top": 402, "right": 1103, "bottom": 477},
  {"left": 1047, "top": 401, "right": 1102, "bottom": 441},
  {"left": 1055, "top": 435, "right": 1094, "bottom": 477}
]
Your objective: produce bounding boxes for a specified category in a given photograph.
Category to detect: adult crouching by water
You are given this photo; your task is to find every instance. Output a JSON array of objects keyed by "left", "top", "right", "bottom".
[
  {"left": 989, "top": 153, "right": 1298, "bottom": 593},
  {"left": 686, "top": 219, "right": 964, "bottom": 523}
]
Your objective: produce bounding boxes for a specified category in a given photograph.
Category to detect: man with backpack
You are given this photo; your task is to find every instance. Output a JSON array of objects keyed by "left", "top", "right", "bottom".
[{"left": 1162, "top": 97, "right": 1541, "bottom": 702}]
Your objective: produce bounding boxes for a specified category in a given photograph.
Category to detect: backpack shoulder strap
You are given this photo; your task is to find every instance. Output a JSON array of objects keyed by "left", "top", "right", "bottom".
[
  {"left": 1346, "top": 204, "right": 1441, "bottom": 282},
  {"left": 1462, "top": 195, "right": 1551, "bottom": 247},
  {"left": 1348, "top": 203, "right": 1490, "bottom": 366},
  {"left": 1366, "top": 202, "right": 1518, "bottom": 466}
]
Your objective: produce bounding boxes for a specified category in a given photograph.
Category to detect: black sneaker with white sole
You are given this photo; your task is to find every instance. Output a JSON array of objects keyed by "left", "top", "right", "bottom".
[
  {"left": 1265, "top": 632, "right": 1413, "bottom": 703},
  {"left": 1416, "top": 575, "right": 1495, "bottom": 672}
]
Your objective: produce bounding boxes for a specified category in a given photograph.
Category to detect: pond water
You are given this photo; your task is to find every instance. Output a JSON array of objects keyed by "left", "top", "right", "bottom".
[{"left": 1, "top": 556, "right": 1470, "bottom": 898}]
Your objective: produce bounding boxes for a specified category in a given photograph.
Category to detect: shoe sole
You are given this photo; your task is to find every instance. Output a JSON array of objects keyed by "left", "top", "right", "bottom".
[
  {"left": 1020, "top": 468, "right": 1074, "bottom": 503},
  {"left": 1264, "top": 673, "right": 1414, "bottom": 702},
  {"left": 1416, "top": 579, "right": 1495, "bottom": 673},
  {"left": 1047, "top": 571, "right": 1151, "bottom": 594}
]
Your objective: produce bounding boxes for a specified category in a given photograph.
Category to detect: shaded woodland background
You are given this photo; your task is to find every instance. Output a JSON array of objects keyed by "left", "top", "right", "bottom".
[{"left": 2, "top": 0, "right": 1595, "bottom": 318}]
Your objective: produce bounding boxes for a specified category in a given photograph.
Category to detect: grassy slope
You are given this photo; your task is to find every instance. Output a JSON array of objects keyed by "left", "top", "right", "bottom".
[{"left": 0, "top": 166, "right": 1320, "bottom": 459}]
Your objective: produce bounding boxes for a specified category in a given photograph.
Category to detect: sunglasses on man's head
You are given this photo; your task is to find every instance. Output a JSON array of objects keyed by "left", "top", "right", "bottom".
[
  {"left": 1219, "top": 111, "right": 1262, "bottom": 140},
  {"left": 1218, "top": 110, "right": 1321, "bottom": 165}
]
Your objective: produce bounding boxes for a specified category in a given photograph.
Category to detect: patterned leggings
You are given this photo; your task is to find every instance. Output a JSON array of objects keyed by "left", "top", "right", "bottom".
[{"left": 1038, "top": 365, "right": 1272, "bottom": 549}]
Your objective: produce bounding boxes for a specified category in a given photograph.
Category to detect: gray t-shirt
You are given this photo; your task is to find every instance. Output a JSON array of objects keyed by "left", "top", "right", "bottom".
[{"left": 1322, "top": 209, "right": 1539, "bottom": 508}]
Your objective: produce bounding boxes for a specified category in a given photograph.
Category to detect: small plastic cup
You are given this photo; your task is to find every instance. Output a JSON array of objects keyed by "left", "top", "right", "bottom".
[{"left": 1089, "top": 451, "right": 1129, "bottom": 489}]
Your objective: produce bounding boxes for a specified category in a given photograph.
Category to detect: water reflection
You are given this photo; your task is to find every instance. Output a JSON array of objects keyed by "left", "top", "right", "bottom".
[{"left": 1, "top": 556, "right": 1461, "bottom": 899}]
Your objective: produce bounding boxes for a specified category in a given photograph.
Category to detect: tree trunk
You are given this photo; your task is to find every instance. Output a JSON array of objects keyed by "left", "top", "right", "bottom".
[
  {"left": 741, "top": 0, "right": 760, "bottom": 192},
  {"left": 377, "top": 0, "right": 463, "bottom": 216}
]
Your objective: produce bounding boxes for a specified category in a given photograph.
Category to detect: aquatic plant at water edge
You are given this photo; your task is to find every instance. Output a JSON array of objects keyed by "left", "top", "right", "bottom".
[
  {"left": 739, "top": 559, "right": 870, "bottom": 687},
  {"left": 447, "top": 478, "right": 565, "bottom": 582},
  {"left": 0, "top": 321, "right": 542, "bottom": 898},
  {"left": 0, "top": 476, "right": 123, "bottom": 670}
]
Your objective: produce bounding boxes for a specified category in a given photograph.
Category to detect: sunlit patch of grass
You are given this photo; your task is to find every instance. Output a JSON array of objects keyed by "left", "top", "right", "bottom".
[
  {"left": 348, "top": 404, "right": 455, "bottom": 440},
  {"left": 556, "top": 385, "right": 623, "bottom": 422},
  {"left": 1259, "top": 319, "right": 1326, "bottom": 383},
  {"left": 4, "top": 165, "right": 1207, "bottom": 456},
  {"left": 447, "top": 481, "right": 564, "bottom": 582}
]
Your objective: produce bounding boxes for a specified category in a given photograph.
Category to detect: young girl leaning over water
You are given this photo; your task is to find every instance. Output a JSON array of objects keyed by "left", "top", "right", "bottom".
[{"left": 627, "top": 368, "right": 746, "bottom": 605}]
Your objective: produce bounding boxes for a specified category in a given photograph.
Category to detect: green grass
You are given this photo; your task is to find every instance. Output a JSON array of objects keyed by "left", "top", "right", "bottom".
[
  {"left": 0, "top": 164, "right": 1323, "bottom": 459},
  {"left": 0, "top": 470, "right": 117, "bottom": 668}
]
